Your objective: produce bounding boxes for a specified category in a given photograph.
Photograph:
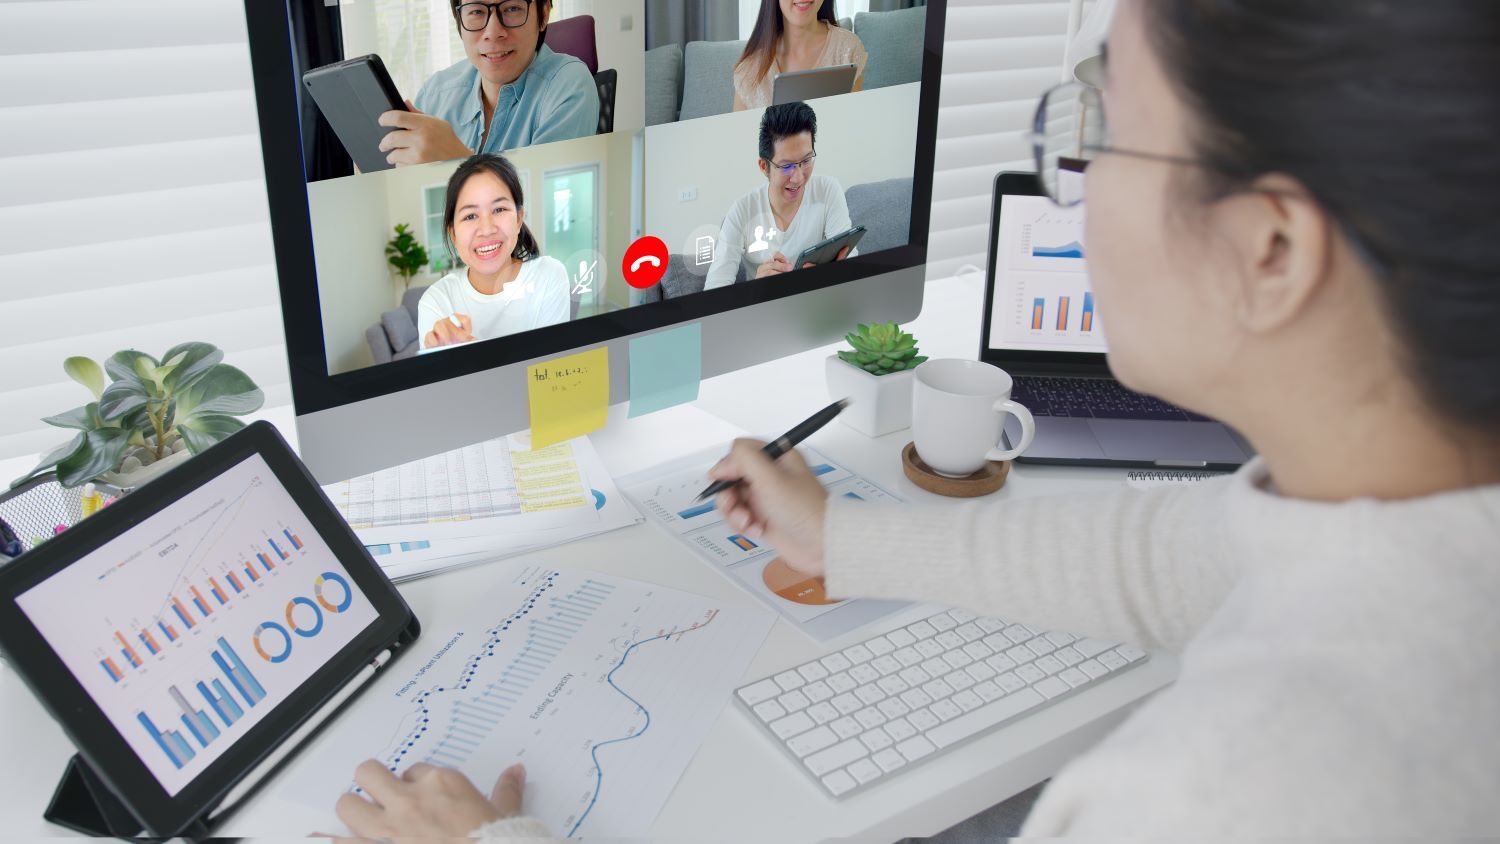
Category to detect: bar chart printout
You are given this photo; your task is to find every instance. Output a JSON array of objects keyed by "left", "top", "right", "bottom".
[{"left": 283, "top": 564, "right": 773, "bottom": 838}]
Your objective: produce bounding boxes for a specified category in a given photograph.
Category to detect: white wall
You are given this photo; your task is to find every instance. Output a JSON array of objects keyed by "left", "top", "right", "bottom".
[
  {"left": 643, "top": 83, "right": 919, "bottom": 251},
  {"left": 309, "top": 175, "right": 403, "bottom": 376},
  {"left": 577, "top": 0, "right": 646, "bottom": 134}
]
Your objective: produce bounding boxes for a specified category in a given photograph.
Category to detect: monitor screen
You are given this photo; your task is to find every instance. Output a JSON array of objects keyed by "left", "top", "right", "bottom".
[
  {"left": 276, "top": 0, "right": 929, "bottom": 376},
  {"left": 986, "top": 193, "right": 1105, "bottom": 355},
  {"left": 15, "top": 454, "right": 381, "bottom": 796}
]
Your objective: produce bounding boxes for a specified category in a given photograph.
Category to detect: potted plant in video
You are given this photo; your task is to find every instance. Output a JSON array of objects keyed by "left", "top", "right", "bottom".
[
  {"left": 386, "top": 223, "right": 430, "bottom": 291},
  {"left": 825, "top": 322, "right": 930, "bottom": 437},
  {"left": 12, "top": 343, "right": 265, "bottom": 491}
]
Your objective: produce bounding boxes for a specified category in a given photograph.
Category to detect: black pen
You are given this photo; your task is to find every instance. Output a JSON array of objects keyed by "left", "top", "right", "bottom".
[{"left": 694, "top": 398, "right": 851, "bottom": 502}]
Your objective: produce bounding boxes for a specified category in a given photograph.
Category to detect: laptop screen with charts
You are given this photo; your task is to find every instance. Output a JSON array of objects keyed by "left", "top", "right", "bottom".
[{"left": 979, "top": 172, "right": 1254, "bottom": 469}]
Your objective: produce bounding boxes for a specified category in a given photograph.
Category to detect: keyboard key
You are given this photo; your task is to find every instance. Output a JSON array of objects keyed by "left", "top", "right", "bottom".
[
  {"left": 1016, "top": 664, "right": 1046, "bottom": 684},
  {"left": 973, "top": 680, "right": 1004, "bottom": 702},
  {"left": 963, "top": 641, "right": 994, "bottom": 661},
  {"left": 753, "top": 700, "right": 786, "bottom": 722},
  {"left": 778, "top": 690, "right": 811, "bottom": 712},
  {"left": 915, "top": 639, "right": 945, "bottom": 659},
  {"left": 1003, "top": 625, "right": 1034, "bottom": 644},
  {"left": 1027, "top": 638, "right": 1057, "bottom": 657},
  {"left": 1079, "top": 659, "right": 1108, "bottom": 679},
  {"left": 942, "top": 651, "right": 974, "bottom": 671},
  {"left": 976, "top": 617, "right": 1006, "bottom": 634},
  {"left": 1055, "top": 647, "right": 1084, "bottom": 667},
  {"left": 820, "top": 653, "right": 853, "bottom": 674},
  {"left": 886, "top": 628, "right": 917, "bottom": 648},
  {"left": 952, "top": 690, "right": 983, "bottom": 712},
  {"left": 996, "top": 672, "right": 1026, "bottom": 694},
  {"left": 877, "top": 698, "right": 910, "bottom": 719},
  {"left": 798, "top": 662, "right": 829, "bottom": 683},
  {"left": 849, "top": 663, "right": 880, "bottom": 684},
  {"left": 965, "top": 662, "right": 997, "bottom": 683},
  {"left": 854, "top": 707, "right": 887, "bottom": 729},
  {"left": 920, "top": 657, "right": 951, "bottom": 679},
  {"left": 892, "top": 646, "right": 923, "bottom": 667},
  {"left": 956, "top": 622, "right": 984, "bottom": 642},
  {"left": 873, "top": 748, "right": 907, "bottom": 773},
  {"left": 774, "top": 670, "right": 806, "bottom": 692},
  {"left": 831, "top": 716, "right": 862, "bottom": 739},
  {"left": 905, "top": 620, "right": 938, "bottom": 640},
  {"left": 983, "top": 633, "right": 1011, "bottom": 652},
  {"left": 944, "top": 670, "right": 976, "bottom": 692},
  {"left": 1099, "top": 650, "right": 1129, "bottom": 671},
  {"left": 805, "top": 738, "right": 867, "bottom": 775},
  {"left": 928, "top": 614, "right": 957, "bottom": 632},
  {"left": 877, "top": 675, "right": 909, "bottom": 696},
  {"left": 827, "top": 672, "right": 858, "bottom": 693},
  {"left": 1059, "top": 668, "right": 1090, "bottom": 688},
  {"left": 1074, "top": 638, "right": 1113, "bottom": 658},
  {"left": 927, "top": 688, "right": 1046, "bottom": 749},
  {"left": 922, "top": 679, "right": 955, "bottom": 700},
  {"left": 739, "top": 679, "right": 780, "bottom": 705},
  {"left": 948, "top": 608, "right": 976, "bottom": 623},
  {"left": 769, "top": 711, "right": 814, "bottom": 739},
  {"left": 843, "top": 643, "right": 875, "bottom": 664},
  {"left": 1035, "top": 655, "right": 1065, "bottom": 675},
  {"left": 804, "top": 680, "right": 834, "bottom": 702},
  {"left": 1006, "top": 646, "right": 1036, "bottom": 665},
  {"left": 899, "top": 688, "right": 933, "bottom": 709},
  {"left": 935, "top": 631, "right": 964, "bottom": 650},
  {"left": 872, "top": 655, "right": 902, "bottom": 675},
  {"left": 807, "top": 702, "right": 840, "bottom": 724},
  {"left": 866, "top": 636, "right": 896, "bottom": 656},
  {"left": 1045, "top": 631, "right": 1076, "bottom": 648},
  {"left": 985, "top": 654, "right": 1017, "bottom": 674},
  {"left": 860, "top": 728, "right": 894, "bottom": 752},
  {"left": 788, "top": 725, "right": 838, "bottom": 758},
  {"left": 1117, "top": 644, "right": 1147, "bottom": 663},
  {"left": 896, "top": 736, "right": 937, "bottom": 762},
  {"left": 855, "top": 684, "right": 887, "bottom": 706},
  {"left": 884, "top": 717, "right": 917, "bottom": 742},
  {"left": 831, "top": 693, "right": 862, "bottom": 715},
  {"left": 821, "top": 769, "right": 857, "bottom": 796},
  {"left": 898, "top": 666, "right": 931, "bottom": 687},
  {"left": 907, "top": 708, "right": 939, "bottom": 732},
  {"left": 1035, "top": 677, "right": 1070, "bottom": 699},
  {"left": 930, "top": 699, "right": 962, "bottom": 721},
  {"left": 848, "top": 757, "right": 882, "bottom": 784}
]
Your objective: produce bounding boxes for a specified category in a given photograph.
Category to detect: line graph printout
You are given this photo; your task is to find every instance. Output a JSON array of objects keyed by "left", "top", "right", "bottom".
[{"left": 284, "top": 563, "right": 773, "bottom": 838}]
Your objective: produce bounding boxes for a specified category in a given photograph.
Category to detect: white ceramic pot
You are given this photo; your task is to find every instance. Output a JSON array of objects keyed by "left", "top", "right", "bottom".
[
  {"left": 99, "top": 449, "right": 193, "bottom": 492},
  {"left": 825, "top": 355, "right": 915, "bottom": 437}
]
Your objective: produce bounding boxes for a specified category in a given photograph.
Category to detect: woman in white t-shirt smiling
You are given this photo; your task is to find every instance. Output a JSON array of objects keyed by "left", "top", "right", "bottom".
[{"left": 418, "top": 153, "right": 570, "bottom": 351}]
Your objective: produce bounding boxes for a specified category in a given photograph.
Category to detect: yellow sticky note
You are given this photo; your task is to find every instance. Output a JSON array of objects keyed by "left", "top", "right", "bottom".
[{"left": 527, "top": 347, "right": 609, "bottom": 449}]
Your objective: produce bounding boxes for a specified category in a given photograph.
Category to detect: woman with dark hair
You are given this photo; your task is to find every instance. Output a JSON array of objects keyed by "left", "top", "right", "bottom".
[
  {"left": 732, "top": 0, "right": 867, "bottom": 112},
  {"left": 327, "top": 1, "right": 1499, "bottom": 838},
  {"left": 417, "top": 153, "right": 569, "bottom": 350}
]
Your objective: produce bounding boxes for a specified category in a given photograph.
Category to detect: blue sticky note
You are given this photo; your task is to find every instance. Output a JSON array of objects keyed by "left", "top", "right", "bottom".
[{"left": 628, "top": 323, "right": 702, "bottom": 418}]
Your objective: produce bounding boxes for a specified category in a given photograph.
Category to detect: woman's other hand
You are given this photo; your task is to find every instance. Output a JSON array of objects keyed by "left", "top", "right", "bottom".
[{"left": 328, "top": 760, "right": 525, "bottom": 843}]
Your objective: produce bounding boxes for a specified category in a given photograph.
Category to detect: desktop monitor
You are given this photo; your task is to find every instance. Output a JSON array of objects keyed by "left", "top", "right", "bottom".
[{"left": 242, "top": 0, "right": 948, "bottom": 482}]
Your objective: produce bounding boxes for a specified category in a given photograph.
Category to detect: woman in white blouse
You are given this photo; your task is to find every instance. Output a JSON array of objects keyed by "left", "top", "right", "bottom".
[{"left": 732, "top": 0, "right": 867, "bottom": 112}]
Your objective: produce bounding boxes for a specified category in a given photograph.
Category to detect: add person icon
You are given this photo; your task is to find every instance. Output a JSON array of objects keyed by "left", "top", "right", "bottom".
[{"left": 749, "top": 225, "right": 770, "bottom": 254}]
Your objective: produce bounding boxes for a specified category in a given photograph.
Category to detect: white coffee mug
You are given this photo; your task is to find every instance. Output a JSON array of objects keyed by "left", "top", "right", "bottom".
[{"left": 912, "top": 359, "right": 1036, "bottom": 477}]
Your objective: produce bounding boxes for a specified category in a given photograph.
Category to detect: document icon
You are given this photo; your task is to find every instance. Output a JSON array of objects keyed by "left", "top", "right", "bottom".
[{"left": 695, "top": 235, "right": 715, "bottom": 266}]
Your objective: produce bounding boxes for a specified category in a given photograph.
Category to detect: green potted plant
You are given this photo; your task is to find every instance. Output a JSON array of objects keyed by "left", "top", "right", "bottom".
[
  {"left": 12, "top": 343, "right": 265, "bottom": 491},
  {"left": 826, "top": 322, "right": 929, "bottom": 437},
  {"left": 386, "top": 223, "right": 429, "bottom": 291}
]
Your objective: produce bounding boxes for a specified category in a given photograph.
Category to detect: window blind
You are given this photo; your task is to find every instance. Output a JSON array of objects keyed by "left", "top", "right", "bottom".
[
  {"left": 0, "top": 0, "right": 1074, "bottom": 463},
  {"left": 0, "top": 0, "right": 289, "bottom": 464}
]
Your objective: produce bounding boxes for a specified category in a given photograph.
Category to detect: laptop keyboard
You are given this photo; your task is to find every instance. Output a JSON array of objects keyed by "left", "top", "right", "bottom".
[{"left": 1011, "top": 376, "right": 1212, "bottom": 422}]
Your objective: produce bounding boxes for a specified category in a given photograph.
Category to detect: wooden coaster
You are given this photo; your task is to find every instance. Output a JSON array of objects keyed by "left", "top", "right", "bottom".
[{"left": 901, "top": 442, "right": 1010, "bottom": 498}]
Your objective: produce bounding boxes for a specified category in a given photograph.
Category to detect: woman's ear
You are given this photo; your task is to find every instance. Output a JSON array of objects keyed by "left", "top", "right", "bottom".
[
  {"left": 1216, "top": 173, "right": 1334, "bottom": 335},
  {"left": 515, "top": 207, "right": 526, "bottom": 230}
]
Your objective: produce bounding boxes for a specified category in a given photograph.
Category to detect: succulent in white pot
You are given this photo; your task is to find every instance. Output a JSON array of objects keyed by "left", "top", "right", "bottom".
[
  {"left": 12, "top": 343, "right": 265, "bottom": 491},
  {"left": 825, "top": 322, "right": 929, "bottom": 437}
]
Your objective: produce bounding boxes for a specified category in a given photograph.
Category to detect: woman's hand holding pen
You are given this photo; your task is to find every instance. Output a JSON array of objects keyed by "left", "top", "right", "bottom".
[{"left": 710, "top": 438, "right": 829, "bottom": 577}]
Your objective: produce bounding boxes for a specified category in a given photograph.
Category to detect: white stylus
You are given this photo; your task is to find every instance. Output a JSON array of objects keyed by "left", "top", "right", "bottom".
[
  {"left": 208, "top": 648, "right": 393, "bottom": 820},
  {"left": 448, "top": 315, "right": 463, "bottom": 328}
]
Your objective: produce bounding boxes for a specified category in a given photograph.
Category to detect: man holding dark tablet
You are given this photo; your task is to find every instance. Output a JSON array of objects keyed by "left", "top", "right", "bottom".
[
  {"left": 377, "top": 0, "right": 600, "bottom": 167},
  {"left": 704, "top": 102, "right": 859, "bottom": 290}
]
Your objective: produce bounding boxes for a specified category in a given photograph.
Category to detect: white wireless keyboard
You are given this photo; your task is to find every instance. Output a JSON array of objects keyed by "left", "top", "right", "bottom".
[{"left": 734, "top": 608, "right": 1148, "bottom": 798}]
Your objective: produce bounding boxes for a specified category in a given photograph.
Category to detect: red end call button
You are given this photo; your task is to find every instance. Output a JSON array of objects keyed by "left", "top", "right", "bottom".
[{"left": 622, "top": 236, "right": 670, "bottom": 289}]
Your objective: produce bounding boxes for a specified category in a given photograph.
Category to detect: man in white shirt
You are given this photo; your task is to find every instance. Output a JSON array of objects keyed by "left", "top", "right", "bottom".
[{"left": 704, "top": 102, "right": 857, "bottom": 290}]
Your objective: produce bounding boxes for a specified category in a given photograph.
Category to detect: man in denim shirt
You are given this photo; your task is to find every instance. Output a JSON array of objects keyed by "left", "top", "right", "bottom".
[{"left": 378, "top": 0, "right": 600, "bottom": 166}]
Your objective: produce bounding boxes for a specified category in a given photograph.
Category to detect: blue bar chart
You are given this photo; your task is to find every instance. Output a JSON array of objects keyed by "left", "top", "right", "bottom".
[{"left": 137, "top": 638, "right": 266, "bottom": 769}]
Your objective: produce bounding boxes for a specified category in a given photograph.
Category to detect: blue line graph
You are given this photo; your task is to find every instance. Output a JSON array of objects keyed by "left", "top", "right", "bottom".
[{"left": 566, "top": 610, "right": 720, "bottom": 838}]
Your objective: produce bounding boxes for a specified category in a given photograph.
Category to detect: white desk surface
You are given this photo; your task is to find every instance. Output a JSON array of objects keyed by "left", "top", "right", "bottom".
[{"left": 0, "top": 272, "right": 1176, "bottom": 841}]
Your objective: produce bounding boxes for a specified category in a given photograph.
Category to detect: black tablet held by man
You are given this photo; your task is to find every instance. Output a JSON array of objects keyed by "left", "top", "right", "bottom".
[
  {"left": 0, "top": 421, "right": 419, "bottom": 839},
  {"left": 302, "top": 55, "right": 408, "bottom": 173}
]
